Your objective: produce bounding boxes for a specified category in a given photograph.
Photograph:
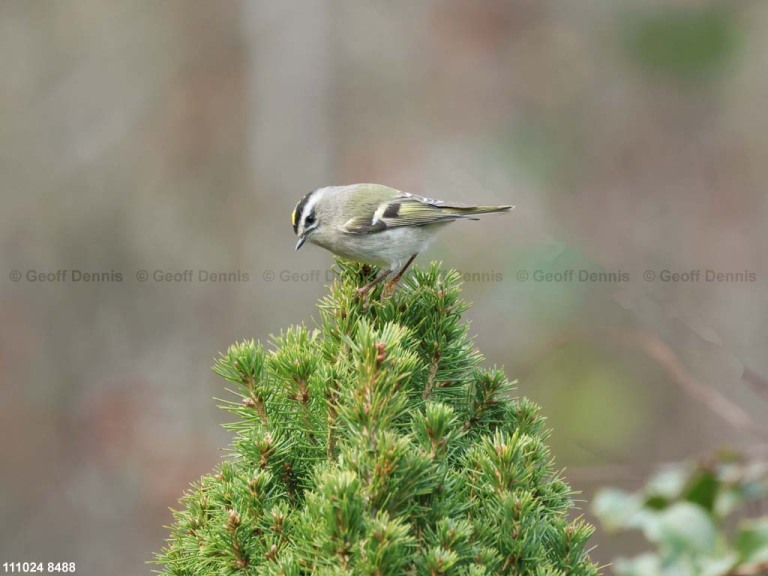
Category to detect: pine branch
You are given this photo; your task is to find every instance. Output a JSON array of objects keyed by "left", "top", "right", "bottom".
[{"left": 156, "top": 260, "right": 599, "bottom": 575}]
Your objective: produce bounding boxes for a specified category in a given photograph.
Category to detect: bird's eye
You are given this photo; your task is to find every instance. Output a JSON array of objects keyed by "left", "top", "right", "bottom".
[{"left": 306, "top": 213, "right": 316, "bottom": 226}]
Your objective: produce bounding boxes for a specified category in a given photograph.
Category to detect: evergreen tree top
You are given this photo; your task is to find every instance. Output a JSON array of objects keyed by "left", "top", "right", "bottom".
[{"left": 157, "top": 261, "right": 599, "bottom": 575}]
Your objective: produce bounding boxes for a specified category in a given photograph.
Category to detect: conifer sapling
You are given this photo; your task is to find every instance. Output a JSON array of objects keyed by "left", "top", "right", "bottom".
[{"left": 157, "top": 261, "right": 599, "bottom": 575}]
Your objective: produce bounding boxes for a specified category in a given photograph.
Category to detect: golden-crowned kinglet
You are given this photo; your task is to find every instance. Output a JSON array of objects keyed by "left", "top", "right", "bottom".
[{"left": 292, "top": 183, "right": 513, "bottom": 295}]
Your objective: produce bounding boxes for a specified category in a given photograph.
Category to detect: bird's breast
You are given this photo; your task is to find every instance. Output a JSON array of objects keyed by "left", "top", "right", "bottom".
[{"left": 312, "top": 226, "right": 442, "bottom": 268}]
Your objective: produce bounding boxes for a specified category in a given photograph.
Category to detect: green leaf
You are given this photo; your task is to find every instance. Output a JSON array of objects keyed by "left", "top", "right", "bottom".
[
  {"left": 642, "top": 502, "right": 717, "bottom": 553},
  {"left": 644, "top": 495, "right": 669, "bottom": 511},
  {"left": 647, "top": 464, "right": 689, "bottom": 500},
  {"left": 592, "top": 488, "right": 643, "bottom": 530},
  {"left": 613, "top": 553, "right": 661, "bottom": 576},
  {"left": 734, "top": 518, "right": 768, "bottom": 565},
  {"left": 698, "top": 553, "right": 737, "bottom": 576},
  {"left": 684, "top": 469, "right": 719, "bottom": 512}
]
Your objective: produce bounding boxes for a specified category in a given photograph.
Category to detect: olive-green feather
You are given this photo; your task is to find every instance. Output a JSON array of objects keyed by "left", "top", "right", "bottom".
[{"left": 341, "top": 184, "right": 513, "bottom": 235}]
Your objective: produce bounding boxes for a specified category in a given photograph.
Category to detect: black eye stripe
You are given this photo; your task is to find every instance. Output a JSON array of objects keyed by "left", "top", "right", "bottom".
[{"left": 292, "top": 190, "right": 314, "bottom": 235}]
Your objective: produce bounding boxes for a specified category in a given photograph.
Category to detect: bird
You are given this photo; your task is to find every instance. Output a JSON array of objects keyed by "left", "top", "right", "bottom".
[{"left": 292, "top": 183, "right": 513, "bottom": 296}]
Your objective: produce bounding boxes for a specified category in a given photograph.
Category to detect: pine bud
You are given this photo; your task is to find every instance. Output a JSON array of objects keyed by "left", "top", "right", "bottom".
[
  {"left": 265, "top": 544, "right": 278, "bottom": 562},
  {"left": 227, "top": 509, "right": 241, "bottom": 529},
  {"left": 376, "top": 342, "right": 387, "bottom": 364}
]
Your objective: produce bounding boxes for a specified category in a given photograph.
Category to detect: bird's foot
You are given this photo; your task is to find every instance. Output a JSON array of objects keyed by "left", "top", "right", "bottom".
[
  {"left": 380, "top": 254, "right": 417, "bottom": 299},
  {"left": 381, "top": 278, "right": 401, "bottom": 299},
  {"left": 355, "top": 285, "right": 373, "bottom": 300},
  {"left": 354, "top": 268, "right": 391, "bottom": 302}
]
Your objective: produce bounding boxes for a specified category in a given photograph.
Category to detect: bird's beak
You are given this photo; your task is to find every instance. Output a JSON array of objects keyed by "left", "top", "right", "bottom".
[{"left": 295, "top": 234, "right": 307, "bottom": 250}]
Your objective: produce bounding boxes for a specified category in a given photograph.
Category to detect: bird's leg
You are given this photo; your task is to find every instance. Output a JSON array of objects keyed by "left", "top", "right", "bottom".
[
  {"left": 382, "top": 254, "right": 417, "bottom": 298},
  {"left": 355, "top": 268, "right": 392, "bottom": 298}
]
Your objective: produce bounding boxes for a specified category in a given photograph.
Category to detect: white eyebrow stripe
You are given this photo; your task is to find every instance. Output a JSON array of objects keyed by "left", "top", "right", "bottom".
[{"left": 301, "top": 188, "right": 324, "bottom": 227}]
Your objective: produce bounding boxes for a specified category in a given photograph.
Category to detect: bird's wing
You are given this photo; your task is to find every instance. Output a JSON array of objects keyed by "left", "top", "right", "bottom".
[
  {"left": 341, "top": 184, "right": 512, "bottom": 235},
  {"left": 342, "top": 195, "right": 469, "bottom": 235}
]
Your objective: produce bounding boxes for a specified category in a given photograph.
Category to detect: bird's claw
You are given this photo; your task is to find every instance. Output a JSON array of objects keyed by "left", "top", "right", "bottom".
[{"left": 381, "top": 279, "right": 400, "bottom": 299}]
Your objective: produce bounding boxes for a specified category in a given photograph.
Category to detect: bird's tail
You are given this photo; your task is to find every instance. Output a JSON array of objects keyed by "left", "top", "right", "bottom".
[{"left": 442, "top": 204, "right": 515, "bottom": 219}]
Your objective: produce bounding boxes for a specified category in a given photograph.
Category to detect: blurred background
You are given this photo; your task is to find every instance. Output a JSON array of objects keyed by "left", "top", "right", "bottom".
[{"left": 1, "top": 1, "right": 766, "bottom": 573}]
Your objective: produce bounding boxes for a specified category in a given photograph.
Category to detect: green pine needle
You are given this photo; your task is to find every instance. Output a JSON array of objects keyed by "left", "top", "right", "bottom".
[{"left": 155, "top": 260, "right": 599, "bottom": 575}]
